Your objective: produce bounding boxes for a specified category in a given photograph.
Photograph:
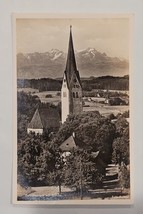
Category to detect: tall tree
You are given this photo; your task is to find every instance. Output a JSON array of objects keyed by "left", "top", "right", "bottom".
[
  {"left": 18, "top": 134, "right": 57, "bottom": 186},
  {"left": 53, "top": 112, "right": 116, "bottom": 164},
  {"left": 112, "top": 116, "right": 129, "bottom": 165},
  {"left": 63, "top": 149, "right": 103, "bottom": 199}
]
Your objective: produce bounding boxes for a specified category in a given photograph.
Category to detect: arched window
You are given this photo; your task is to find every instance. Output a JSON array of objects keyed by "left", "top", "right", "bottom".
[
  {"left": 73, "top": 92, "right": 75, "bottom": 98},
  {"left": 76, "top": 92, "right": 78, "bottom": 98}
]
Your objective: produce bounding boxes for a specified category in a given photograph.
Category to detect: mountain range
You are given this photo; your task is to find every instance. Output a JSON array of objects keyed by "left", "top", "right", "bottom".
[{"left": 17, "top": 48, "right": 129, "bottom": 79}]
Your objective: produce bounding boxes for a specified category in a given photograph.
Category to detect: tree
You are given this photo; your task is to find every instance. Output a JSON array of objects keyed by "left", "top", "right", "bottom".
[
  {"left": 112, "top": 116, "right": 129, "bottom": 165},
  {"left": 63, "top": 148, "right": 103, "bottom": 199},
  {"left": 53, "top": 112, "right": 116, "bottom": 164},
  {"left": 18, "top": 134, "right": 57, "bottom": 186},
  {"left": 17, "top": 91, "right": 41, "bottom": 139},
  {"left": 119, "top": 164, "right": 130, "bottom": 189},
  {"left": 46, "top": 150, "right": 65, "bottom": 194},
  {"left": 17, "top": 91, "right": 40, "bottom": 118},
  {"left": 45, "top": 94, "right": 53, "bottom": 98}
]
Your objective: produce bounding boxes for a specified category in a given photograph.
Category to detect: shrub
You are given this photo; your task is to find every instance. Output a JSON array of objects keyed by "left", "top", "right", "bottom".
[{"left": 45, "top": 94, "right": 53, "bottom": 98}]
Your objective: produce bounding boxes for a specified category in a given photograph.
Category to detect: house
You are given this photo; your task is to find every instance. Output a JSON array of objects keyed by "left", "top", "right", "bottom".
[
  {"left": 61, "top": 26, "right": 82, "bottom": 123},
  {"left": 27, "top": 107, "right": 60, "bottom": 135},
  {"left": 59, "top": 133, "right": 101, "bottom": 162},
  {"left": 59, "top": 135, "right": 77, "bottom": 152},
  {"left": 105, "top": 97, "right": 127, "bottom": 106},
  {"left": 59, "top": 133, "right": 77, "bottom": 161}
]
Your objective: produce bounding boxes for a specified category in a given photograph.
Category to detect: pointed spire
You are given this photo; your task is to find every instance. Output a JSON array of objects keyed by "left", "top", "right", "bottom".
[{"left": 65, "top": 26, "right": 77, "bottom": 73}]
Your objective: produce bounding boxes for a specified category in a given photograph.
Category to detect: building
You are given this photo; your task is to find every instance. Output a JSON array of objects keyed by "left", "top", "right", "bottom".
[
  {"left": 59, "top": 134, "right": 77, "bottom": 152},
  {"left": 59, "top": 133, "right": 77, "bottom": 161},
  {"left": 27, "top": 107, "right": 60, "bottom": 135},
  {"left": 61, "top": 26, "right": 82, "bottom": 123},
  {"left": 59, "top": 133, "right": 101, "bottom": 164},
  {"left": 105, "top": 97, "right": 127, "bottom": 106}
]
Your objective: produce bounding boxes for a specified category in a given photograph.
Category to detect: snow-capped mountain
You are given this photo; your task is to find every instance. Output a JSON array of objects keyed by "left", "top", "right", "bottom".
[
  {"left": 49, "top": 49, "right": 65, "bottom": 61},
  {"left": 17, "top": 48, "right": 129, "bottom": 79}
]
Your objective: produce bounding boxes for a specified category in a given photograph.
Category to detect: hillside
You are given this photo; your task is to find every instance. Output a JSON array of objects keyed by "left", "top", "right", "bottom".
[{"left": 17, "top": 48, "right": 129, "bottom": 79}]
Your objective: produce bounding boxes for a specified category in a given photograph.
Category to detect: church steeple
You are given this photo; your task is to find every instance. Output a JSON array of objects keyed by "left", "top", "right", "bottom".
[
  {"left": 61, "top": 26, "right": 82, "bottom": 123},
  {"left": 65, "top": 26, "right": 81, "bottom": 88},
  {"left": 66, "top": 25, "right": 77, "bottom": 73}
]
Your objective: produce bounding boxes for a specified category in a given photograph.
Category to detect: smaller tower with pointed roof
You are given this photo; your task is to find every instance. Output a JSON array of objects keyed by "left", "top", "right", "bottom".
[{"left": 61, "top": 26, "right": 82, "bottom": 123}]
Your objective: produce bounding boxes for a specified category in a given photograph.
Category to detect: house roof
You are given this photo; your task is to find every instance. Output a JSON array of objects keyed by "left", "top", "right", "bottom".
[
  {"left": 28, "top": 107, "right": 60, "bottom": 129},
  {"left": 64, "top": 26, "right": 81, "bottom": 89},
  {"left": 28, "top": 108, "right": 43, "bottom": 129},
  {"left": 59, "top": 135, "right": 77, "bottom": 152}
]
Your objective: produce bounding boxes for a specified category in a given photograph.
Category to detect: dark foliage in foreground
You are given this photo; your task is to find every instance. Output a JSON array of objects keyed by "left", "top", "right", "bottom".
[
  {"left": 17, "top": 92, "right": 130, "bottom": 194},
  {"left": 53, "top": 111, "right": 116, "bottom": 163},
  {"left": 18, "top": 134, "right": 61, "bottom": 186},
  {"left": 112, "top": 116, "right": 129, "bottom": 165}
]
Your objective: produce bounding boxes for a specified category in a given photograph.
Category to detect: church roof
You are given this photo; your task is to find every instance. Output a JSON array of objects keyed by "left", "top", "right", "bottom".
[
  {"left": 28, "top": 108, "right": 43, "bottom": 129},
  {"left": 59, "top": 135, "right": 77, "bottom": 152},
  {"left": 28, "top": 107, "right": 60, "bottom": 130},
  {"left": 64, "top": 26, "right": 81, "bottom": 89}
]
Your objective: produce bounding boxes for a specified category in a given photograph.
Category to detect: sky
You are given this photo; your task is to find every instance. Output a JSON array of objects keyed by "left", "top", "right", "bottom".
[{"left": 16, "top": 17, "right": 130, "bottom": 59}]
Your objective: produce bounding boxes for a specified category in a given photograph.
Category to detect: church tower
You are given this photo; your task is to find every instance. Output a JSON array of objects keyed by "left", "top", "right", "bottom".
[{"left": 61, "top": 26, "right": 82, "bottom": 123}]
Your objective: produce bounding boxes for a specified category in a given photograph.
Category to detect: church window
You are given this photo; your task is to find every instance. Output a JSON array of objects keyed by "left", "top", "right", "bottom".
[
  {"left": 76, "top": 92, "right": 78, "bottom": 98},
  {"left": 73, "top": 92, "right": 75, "bottom": 98},
  {"left": 63, "top": 92, "right": 67, "bottom": 97},
  {"left": 64, "top": 79, "right": 66, "bottom": 82}
]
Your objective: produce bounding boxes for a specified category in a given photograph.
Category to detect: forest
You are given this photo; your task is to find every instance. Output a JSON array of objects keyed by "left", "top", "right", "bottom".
[{"left": 17, "top": 75, "right": 129, "bottom": 92}]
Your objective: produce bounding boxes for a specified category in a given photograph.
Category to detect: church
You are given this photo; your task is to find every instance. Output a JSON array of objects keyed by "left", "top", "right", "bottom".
[
  {"left": 61, "top": 26, "right": 83, "bottom": 123},
  {"left": 27, "top": 26, "right": 82, "bottom": 134}
]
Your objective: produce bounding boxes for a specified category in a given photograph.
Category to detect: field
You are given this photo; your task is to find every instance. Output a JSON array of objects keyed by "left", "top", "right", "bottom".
[
  {"left": 34, "top": 91, "right": 60, "bottom": 105},
  {"left": 17, "top": 88, "right": 39, "bottom": 93},
  {"left": 83, "top": 100, "right": 129, "bottom": 116},
  {"left": 18, "top": 88, "right": 129, "bottom": 116}
]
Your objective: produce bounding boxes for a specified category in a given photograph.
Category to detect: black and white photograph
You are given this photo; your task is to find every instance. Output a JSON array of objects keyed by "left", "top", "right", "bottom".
[{"left": 13, "top": 15, "right": 132, "bottom": 204}]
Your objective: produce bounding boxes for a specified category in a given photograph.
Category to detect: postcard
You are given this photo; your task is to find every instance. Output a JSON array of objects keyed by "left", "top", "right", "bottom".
[{"left": 13, "top": 14, "right": 133, "bottom": 205}]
